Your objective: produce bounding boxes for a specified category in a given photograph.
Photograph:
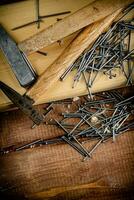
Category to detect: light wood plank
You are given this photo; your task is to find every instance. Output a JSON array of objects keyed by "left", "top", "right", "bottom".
[
  {"left": 0, "top": 0, "right": 91, "bottom": 109},
  {"left": 18, "top": 0, "right": 133, "bottom": 55},
  {"left": 27, "top": 10, "right": 123, "bottom": 100},
  {"left": 33, "top": 68, "right": 134, "bottom": 105}
]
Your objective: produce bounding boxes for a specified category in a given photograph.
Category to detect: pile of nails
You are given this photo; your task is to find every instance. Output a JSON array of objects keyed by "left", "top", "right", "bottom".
[
  {"left": 54, "top": 91, "right": 134, "bottom": 160},
  {"left": 60, "top": 11, "right": 134, "bottom": 95},
  {"left": 1, "top": 90, "right": 134, "bottom": 161}
]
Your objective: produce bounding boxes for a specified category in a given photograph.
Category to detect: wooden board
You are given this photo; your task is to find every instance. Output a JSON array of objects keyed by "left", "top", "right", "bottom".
[
  {"left": 0, "top": 0, "right": 134, "bottom": 110},
  {"left": 26, "top": 10, "right": 124, "bottom": 101},
  {"left": 18, "top": 0, "right": 133, "bottom": 54},
  {"left": 0, "top": 0, "right": 92, "bottom": 109},
  {"left": 0, "top": 101, "right": 134, "bottom": 200}
]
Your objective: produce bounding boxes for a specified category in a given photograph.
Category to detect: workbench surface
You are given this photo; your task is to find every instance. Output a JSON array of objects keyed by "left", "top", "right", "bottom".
[
  {"left": 0, "top": 0, "right": 89, "bottom": 109},
  {"left": 0, "top": 1, "right": 134, "bottom": 200},
  {"left": 0, "top": 102, "right": 134, "bottom": 200},
  {"left": 0, "top": 0, "right": 134, "bottom": 110}
]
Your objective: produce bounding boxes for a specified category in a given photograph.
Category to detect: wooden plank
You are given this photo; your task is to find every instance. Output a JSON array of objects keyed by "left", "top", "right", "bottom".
[
  {"left": 26, "top": 10, "right": 123, "bottom": 101},
  {"left": 0, "top": 0, "right": 133, "bottom": 110},
  {"left": 0, "top": 104, "right": 134, "bottom": 199},
  {"left": 18, "top": 0, "right": 133, "bottom": 55},
  {"left": 33, "top": 68, "right": 134, "bottom": 105},
  {"left": 1, "top": 68, "right": 133, "bottom": 110},
  {"left": 0, "top": 0, "right": 90, "bottom": 109},
  {"left": 0, "top": 0, "right": 90, "bottom": 42}
]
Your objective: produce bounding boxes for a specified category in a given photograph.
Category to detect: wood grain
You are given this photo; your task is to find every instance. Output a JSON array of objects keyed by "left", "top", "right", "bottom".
[
  {"left": 34, "top": 68, "right": 134, "bottom": 105},
  {"left": 0, "top": 0, "right": 90, "bottom": 109},
  {"left": 27, "top": 10, "right": 123, "bottom": 101},
  {"left": 0, "top": 0, "right": 133, "bottom": 110},
  {"left": 0, "top": 102, "right": 134, "bottom": 200},
  {"left": 18, "top": 0, "right": 134, "bottom": 54}
]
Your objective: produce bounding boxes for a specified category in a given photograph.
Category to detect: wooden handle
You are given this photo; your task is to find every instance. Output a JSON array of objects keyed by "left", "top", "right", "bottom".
[
  {"left": 27, "top": 9, "right": 123, "bottom": 101},
  {"left": 18, "top": 0, "right": 133, "bottom": 55}
]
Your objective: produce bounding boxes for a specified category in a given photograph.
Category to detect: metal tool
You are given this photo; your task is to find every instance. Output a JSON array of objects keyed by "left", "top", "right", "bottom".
[
  {"left": 0, "top": 81, "right": 44, "bottom": 125},
  {"left": 0, "top": 25, "right": 37, "bottom": 87}
]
